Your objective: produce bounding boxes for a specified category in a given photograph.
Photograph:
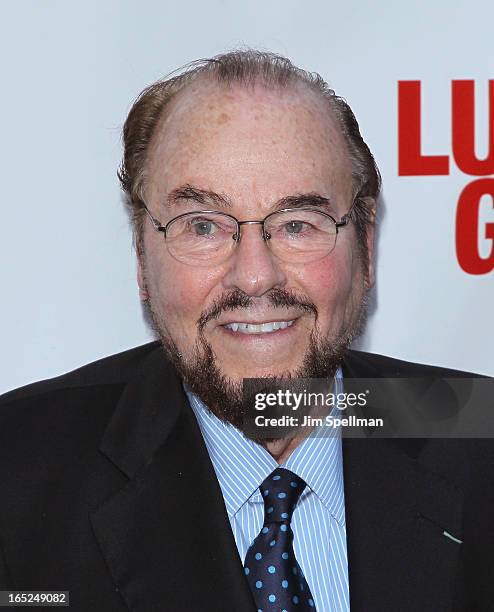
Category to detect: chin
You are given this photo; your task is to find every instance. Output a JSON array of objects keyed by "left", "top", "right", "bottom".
[{"left": 215, "top": 360, "right": 303, "bottom": 381}]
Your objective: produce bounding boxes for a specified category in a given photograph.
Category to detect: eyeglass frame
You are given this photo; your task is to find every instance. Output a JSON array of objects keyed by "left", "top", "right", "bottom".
[
  {"left": 141, "top": 198, "right": 358, "bottom": 266},
  {"left": 140, "top": 199, "right": 356, "bottom": 259}
]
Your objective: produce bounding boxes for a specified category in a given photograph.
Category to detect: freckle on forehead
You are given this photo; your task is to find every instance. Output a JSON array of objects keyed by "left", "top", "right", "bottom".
[
  {"left": 217, "top": 112, "right": 230, "bottom": 125},
  {"left": 146, "top": 78, "right": 353, "bottom": 210}
]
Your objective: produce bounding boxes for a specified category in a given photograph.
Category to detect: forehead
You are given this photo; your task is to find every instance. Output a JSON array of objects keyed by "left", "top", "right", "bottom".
[{"left": 146, "top": 79, "right": 353, "bottom": 212}]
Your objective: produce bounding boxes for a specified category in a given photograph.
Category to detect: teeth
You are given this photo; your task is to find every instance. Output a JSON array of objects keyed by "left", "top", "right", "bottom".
[{"left": 224, "top": 320, "right": 295, "bottom": 334}]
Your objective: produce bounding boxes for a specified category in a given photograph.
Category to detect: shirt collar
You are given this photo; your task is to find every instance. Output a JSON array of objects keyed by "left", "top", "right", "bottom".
[{"left": 186, "top": 368, "right": 345, "bottom": 526}]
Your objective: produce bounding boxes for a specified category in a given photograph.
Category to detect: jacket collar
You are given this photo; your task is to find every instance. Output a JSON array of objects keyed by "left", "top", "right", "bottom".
[
  {"left": 92, "top": 346, "right": 256, "bottom": 611},
  {"left": 98, "top": 345, "right": 183, "bottom": 478}
]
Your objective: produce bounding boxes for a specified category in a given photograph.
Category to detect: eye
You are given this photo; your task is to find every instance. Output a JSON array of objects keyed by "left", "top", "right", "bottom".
[
  {"left": 283, "top": 220, "right": 310, "bottom": 234},
  {"left": 189, "top": 218, "right": 219, "bottom": 236}
]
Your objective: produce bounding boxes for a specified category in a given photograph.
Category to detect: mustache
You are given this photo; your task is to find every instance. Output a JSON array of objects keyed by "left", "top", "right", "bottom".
[{"left": 197, "top": 288, "right": 318, "bottom": 332}]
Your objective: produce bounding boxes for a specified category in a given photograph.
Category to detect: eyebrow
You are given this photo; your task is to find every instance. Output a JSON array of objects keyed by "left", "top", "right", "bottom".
[
  {"left": 275, "top": 193, "right": 332, "bottom": 211},
  {"left": 167, "top": 185, "right": 232, "bottom": 209},
  {"left": 166, "top": 184, "right": 332, "bottom": 212}
]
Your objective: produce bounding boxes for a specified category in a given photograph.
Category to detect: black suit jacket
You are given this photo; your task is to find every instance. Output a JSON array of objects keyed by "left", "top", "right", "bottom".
[{"left": 1, "top": 342, "right": 493, "bottom": 611}]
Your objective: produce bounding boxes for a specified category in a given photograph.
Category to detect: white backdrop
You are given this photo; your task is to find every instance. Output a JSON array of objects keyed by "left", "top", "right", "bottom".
[{"left": 1, "top": 0, "right": 493, "bottom": 394}]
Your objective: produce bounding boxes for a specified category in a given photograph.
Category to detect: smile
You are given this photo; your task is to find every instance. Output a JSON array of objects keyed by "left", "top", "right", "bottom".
[{"left": 223, "top": 320, "right": 295, "bottom": 334}]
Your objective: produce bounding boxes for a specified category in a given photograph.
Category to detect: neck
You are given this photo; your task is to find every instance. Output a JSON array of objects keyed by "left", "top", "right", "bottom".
[
  {"left": 262, "top": 396, "right": 332, "bottom": 463},
  {"left": 264, "top": 436, "right": 304, "bottom": 464},
  {"left": 263, "top": 421, "right": 318, "bottom": 463}
]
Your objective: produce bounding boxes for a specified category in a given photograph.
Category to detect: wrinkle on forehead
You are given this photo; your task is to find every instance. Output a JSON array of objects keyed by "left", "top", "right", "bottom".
[{"left": 145, "top": 78, "right": 354, "bottom": 212}]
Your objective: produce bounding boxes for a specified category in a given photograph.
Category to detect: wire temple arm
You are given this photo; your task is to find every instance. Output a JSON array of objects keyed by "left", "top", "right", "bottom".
[
  {"left": 336, "top": 197, "right": 358, "bottom": 228},
  {"left": 143, "top": 203, "right": 166, "bottom": 232}
]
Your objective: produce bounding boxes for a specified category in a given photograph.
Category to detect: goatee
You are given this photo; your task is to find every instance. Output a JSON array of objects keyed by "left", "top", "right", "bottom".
[{"left": 145, "top": 287, "right": 367, "bottom": 438}]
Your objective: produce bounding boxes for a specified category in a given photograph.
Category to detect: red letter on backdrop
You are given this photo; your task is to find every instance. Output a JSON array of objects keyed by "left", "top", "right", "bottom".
[
  {"left": 456, "top": 178, "right": 494, "bottom": 274},
  {"left": 398, "top": 81, "right": 449, "bottom": 176},
  {"left": 452, "top": 80, "right": 494, "bottom": 176}
]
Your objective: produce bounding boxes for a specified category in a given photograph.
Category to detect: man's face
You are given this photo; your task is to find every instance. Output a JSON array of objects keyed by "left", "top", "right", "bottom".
[{"left": 138, "top": 80, "right": 373, "bottom": 424}]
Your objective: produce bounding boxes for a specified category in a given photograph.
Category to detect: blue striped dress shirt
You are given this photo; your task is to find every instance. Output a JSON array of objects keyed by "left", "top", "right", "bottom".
[{"left": 186, "top": 370, "right": 350, "bottom": 611}]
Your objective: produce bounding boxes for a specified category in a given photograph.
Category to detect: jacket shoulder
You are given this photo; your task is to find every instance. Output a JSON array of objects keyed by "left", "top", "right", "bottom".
[
  {"left": 344, "top": 349, "right": 479, "bottom": 378},
  {"left": 0, "top": 341, "right": 161, "bottom": 405},
  {"left": 0, "top": 341, "right": 163, "bottom": 460},
  {"left": 0, "top": 342, "right": 163, "bottom": 526}
]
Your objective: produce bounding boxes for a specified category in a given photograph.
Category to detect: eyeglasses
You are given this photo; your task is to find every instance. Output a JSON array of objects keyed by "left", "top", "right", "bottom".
[{"left": 142, "top": 202, "right": 354, "bottom": 266}]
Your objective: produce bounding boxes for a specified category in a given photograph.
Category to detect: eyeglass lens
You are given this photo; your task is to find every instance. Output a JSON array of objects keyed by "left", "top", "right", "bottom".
[{"left": 165, "top": 210, "right": 338, "bottom": 265}]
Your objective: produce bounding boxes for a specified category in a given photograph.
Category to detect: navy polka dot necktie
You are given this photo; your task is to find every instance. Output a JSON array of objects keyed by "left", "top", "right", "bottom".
[{"left": 243, "top": 468, "right": 317, "bottom": 611}]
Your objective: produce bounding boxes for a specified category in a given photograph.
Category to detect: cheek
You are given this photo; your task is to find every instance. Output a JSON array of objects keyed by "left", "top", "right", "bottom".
[
  {"left": 292, "top": 247, "right": 357, "bottom": 305},
  {"left": 146, "top": 253, "right": 222, "bottom": 324}
]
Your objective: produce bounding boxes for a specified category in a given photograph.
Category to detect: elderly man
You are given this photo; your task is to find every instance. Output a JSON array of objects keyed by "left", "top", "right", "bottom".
[{"left": 1, "top": 51, "right": 493, "bottom": 612}]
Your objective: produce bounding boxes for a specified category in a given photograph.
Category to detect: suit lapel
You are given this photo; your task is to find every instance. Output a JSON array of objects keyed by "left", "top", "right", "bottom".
[
  {"left": 342, "top": 352, "right": 464, "bottom": 611},
  {"left": 90, "top": 348, "right": 255, "bottom": 611},
  {"left": 343, "top": 439, "right": 463, "bottom": 611}
]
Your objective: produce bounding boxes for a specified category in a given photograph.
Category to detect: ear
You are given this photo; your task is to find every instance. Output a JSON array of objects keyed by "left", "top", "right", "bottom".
[
  {"left": 137, "top": 256, "right": 149, "bottom": 301},
  {"left": 362, "top": 197, "right": 377, "bottom": 289},
  {"left": 366, "top": 227, "right": 376, "bottom": 289}
]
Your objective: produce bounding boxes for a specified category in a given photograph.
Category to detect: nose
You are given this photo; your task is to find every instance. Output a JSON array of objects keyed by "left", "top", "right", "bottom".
[{"left": 221, "top": 224, "right": 287, "bottom": 297}]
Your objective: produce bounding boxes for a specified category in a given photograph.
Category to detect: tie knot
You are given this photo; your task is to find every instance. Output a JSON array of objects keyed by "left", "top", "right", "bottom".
[{"left": 259, "top": 468, "right": 307, "bottom": 523}]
